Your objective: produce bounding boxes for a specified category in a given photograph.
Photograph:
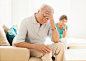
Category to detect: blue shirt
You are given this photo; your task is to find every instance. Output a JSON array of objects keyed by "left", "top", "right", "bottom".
[{"left": 55, "top": 23, "right": 68, "bottom": 39}]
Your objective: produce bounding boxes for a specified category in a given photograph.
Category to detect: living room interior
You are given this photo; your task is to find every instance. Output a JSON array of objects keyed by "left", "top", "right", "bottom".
[{"left": 0, "top": 0, "right": 86, "bottom": 61}]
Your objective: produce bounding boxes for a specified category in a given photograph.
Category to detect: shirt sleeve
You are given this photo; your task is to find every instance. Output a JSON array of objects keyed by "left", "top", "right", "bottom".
[
  {"left": 66, "top": 25, "right": 68, "bottom": 29},
  {"left": 14, "top": 19, "right": 28, "bottom": 45}
]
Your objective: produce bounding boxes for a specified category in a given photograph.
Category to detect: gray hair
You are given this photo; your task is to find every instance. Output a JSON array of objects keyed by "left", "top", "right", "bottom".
[{"left": 40, "top": 4, "right": 54, "bottom": 14}]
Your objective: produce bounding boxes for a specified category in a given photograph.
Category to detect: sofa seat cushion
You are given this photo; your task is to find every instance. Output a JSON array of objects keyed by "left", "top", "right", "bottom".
[
  {"left": 29, "top": 57, "right": 42, "bottom": 61},
  {"left": 67, "top": 38, "right": 86, "bottom": 49},
  {"left": 0, "top": 46, "right": 30, "bottom": 61}
]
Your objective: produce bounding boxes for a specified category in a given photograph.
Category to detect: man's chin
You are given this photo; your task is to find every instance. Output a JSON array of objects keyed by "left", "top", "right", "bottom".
[{"left": 40, "top": 22, "right": 45, "bottom": 24}]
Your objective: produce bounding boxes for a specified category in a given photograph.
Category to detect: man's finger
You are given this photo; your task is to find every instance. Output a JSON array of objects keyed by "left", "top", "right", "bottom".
[
  {"left": 45, "top": 46, "right": 51, "bottom": 51},
  {"left": 44, "top": 18, "right": 48, "bottom": 23},
  {"left": 44, "top": 47, "right": 51, "bottom": 53},
  {"left": 46, "top": 12, "right": 52, "bottom": 15},
  {"left": 41, "top": 18, "right": 47, "bottom": 23},
  {"left": 45, "top": 17, "right": 49, "bottom": 19},
  {"left": 44, "top": 14, "right": 50, "bottom": 17},
  {"left": 43, "top": 48, "right": 50, "bottom": 54},
  {"left": 41, "top": 50, "right": 46, "bottom": 55}
]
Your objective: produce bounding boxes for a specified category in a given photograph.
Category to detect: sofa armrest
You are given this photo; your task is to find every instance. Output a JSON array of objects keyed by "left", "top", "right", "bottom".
[{"left": 0, "top": 46, "right": 30, "bottom": 61}]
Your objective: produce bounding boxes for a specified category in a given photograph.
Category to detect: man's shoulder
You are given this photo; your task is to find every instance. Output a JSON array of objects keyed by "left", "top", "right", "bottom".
[{"left": 21, "top": 16, "right": 32, "bottom": 23}]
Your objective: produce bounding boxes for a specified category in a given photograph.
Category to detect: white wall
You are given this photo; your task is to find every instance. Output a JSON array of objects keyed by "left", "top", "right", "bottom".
[
  {"left": 0, "top": 0, "right": 29, "bottom": 27},
  {"left": 0, "top": 0, "right": 86, "bottom": 39},
  {"left": 28, "top": 0, "right": 69, "bottom": 23},
  {"left": 0, "top": 0, "right": 1, "bottom": 27},
  {"left": 68, "top": 0, "right": 86, "bottom": 39},
  {"left": 12, "top": 0, "right": 70, "bottom": 28},
  {"left": 12, "top": 0, "right": 29, "bottom": 27},
  {"left": 0, "top": 0, "right": 12, "bottom": 27}
]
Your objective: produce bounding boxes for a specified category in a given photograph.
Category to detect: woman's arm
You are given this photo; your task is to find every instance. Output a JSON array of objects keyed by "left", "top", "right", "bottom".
[
  {"left": 62, "top": 24, "right": 68, "bottom": 38},
  {"left": 63, "top": 29, "right": 68, "bottom": 38}
]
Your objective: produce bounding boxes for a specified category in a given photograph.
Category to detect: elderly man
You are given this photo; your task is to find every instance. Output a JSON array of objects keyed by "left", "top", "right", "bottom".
[{"left": 14, "top": 4, "right": 65, "bottom": 61}]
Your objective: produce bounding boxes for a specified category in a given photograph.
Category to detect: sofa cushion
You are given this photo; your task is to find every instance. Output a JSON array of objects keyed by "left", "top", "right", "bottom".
[
  {"left": 0, "top": 28, "right": 10, "bottom": 46},
  {"left": 29, "top": 57, "right": 42, "bottom": 61},
  {"left": 6, "top": 25, "right": 17, "bottom": 46},
  {"left": 2, "top": 25, "right": 9, "bottom": 33},
  {"left": 0, "top": 46, "right": 30, "bottom": 61},
  {"left": 68, "top": 38, "right": 86, "bottom": 49}
]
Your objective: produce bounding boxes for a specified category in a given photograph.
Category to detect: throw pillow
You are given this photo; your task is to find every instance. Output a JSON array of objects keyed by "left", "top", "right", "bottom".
[{"left": 6, "top": 25, "right": 17, "bottom": 46}]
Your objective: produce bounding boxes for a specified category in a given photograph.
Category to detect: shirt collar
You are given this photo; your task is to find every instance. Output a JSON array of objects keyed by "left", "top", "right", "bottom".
[{"left": 31, "top": 13, "right": 38, "bottom": 24}]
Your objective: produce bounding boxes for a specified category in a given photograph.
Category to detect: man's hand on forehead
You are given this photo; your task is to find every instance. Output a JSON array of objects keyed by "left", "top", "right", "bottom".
[
  {"left": 43, "top": 12, "right": 52, "bottom": 16},
  {"left": 43, "top": 12, "right": 53, "bottom": 20},
  {"left": 42, "top": 12, "right": 55, "bottom": 26}
]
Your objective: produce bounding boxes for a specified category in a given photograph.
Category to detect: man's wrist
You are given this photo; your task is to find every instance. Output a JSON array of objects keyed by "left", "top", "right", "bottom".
[
  {"left": 52, "top": 28, "right": 57, "bottom": 31},
  {"left": 33, "top": 44, "right": 37, "bottom": 49},
  {"left": 52, "top": 25, "right": 56, "bottom": 29},
  {"left": 51, "top": 26, "right": 57, "bottom": 31}
]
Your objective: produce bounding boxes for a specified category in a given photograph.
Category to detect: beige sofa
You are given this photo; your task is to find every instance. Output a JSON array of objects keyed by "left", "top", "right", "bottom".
[
  {"left": 0, "top": 25, "right": 42, "bottom": 61},
  {"left": 1, "top": 25, "right": 85, "bottom": 61}
]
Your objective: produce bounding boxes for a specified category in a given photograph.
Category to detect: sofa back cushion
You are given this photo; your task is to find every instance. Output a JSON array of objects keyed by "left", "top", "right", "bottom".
[
  {"left": 0, "top": 28, "right": 10, "bottom": 46},
  {"left": 2, "top": 25, "right": 9, "bottom": 33}
]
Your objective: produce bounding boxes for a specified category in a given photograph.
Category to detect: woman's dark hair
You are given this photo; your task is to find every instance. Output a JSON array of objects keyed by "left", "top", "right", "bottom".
[{"left": 59, "top": 15, "right": 68, "bottom": 21}]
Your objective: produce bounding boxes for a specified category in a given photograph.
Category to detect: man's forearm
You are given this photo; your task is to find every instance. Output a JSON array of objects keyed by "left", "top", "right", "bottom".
[
  {"left": 48, "top": 17, "right": 59, "bottom": 43},
  {"left": 15, "top": 42, "right": 36, "bottom": 49},
  {"left": 52, "top": 25, "right": 59, "bottom": 43}
]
